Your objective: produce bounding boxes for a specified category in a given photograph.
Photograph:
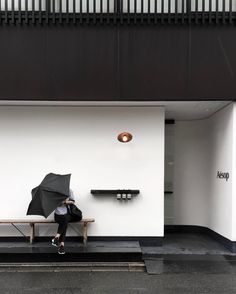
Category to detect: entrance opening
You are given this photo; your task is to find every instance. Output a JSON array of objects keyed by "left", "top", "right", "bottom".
[
  {"left": 163, "top": 101, "right": 234, "bottom": 254},
  {"left": 164, "top": 121, "right": 175, "bottom": 225}
]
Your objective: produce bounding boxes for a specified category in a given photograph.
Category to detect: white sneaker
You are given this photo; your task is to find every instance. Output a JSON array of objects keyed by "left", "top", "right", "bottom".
[{"left": 51, "top": 238, "right": 59, "bottom": 247}]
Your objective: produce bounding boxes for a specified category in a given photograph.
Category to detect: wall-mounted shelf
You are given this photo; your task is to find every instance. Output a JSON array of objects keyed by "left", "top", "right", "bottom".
[{"left": 91, "top": 190, "right": 140, "bottom": 201}]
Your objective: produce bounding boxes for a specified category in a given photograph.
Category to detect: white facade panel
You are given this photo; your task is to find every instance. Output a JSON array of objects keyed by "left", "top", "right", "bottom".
[
  {"left": 173, "top": 103, "right": 234, "bottom": 240},
  {"left": 0, "top": 106, "right": 165, "bottom": 237}
]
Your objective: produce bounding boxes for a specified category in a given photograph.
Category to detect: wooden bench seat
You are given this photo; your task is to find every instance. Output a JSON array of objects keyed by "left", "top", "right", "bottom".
[{"left": 0, "top": 219, "right": 95, "bottom": 246}]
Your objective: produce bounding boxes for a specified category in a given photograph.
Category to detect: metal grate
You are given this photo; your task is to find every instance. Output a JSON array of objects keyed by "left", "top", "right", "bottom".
[{"left": 0, "top": 0, "right": 235, "bottom": 24}]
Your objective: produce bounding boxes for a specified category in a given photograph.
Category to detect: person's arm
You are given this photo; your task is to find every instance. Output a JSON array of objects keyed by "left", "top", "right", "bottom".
[
  {"left": 64, "top": 190, "right": 75, "bottom": 205},
  {"left": 64, "top": 199, "right": 75, "bottom": 205}
]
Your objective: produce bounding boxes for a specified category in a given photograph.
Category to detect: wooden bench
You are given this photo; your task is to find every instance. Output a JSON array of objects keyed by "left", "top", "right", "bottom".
[{"left": 0, "top": 219, "right": 95, "bottom": 246}]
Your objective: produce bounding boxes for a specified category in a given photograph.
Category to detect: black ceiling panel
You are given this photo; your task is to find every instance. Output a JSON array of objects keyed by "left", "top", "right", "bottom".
[
  {"left": 45, "top": 25, "right": 117, "bottom": 101},
  {"left": 189, "top": 26, "right": 236, "bottom": 100},
  {"left": 0, "top": 24, "right": 235, "bottom": 101},
  {"left": 119, "top": 25, "right": 189, "bottom": 100},
  {"left": 0, "top": 26, "right": 48, "bottom": 100}
]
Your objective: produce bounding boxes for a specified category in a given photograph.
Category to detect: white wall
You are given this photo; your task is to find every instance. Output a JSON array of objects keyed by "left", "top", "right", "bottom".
[
  {"left": 164, "top": 124, "right": 175, "bottom": 224},
  {"left": 208, "top": 104, "right": 234, "bottom": 239},
  {"left": 0, "top": 106, "right": 164, "bottom": 237},
  {"left": 231, "top": 103, "right": 236, "bottom": 240},
  {"left": 173, "top": 119, "right": 210, "bottom": 227},
  {"left": 173, "top": 103, "right": 235, "bottom": 240}
]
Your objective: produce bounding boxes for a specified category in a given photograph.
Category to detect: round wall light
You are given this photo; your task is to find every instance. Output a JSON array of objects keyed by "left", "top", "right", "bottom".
[{"left": 117, "top": 132, "right": 133, "bottom": 143}]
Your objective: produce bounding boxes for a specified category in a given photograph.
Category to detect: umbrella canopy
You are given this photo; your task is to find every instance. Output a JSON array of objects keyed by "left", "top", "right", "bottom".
[{"left": 27, "top": 173, "right": 71, "bottom": 218}]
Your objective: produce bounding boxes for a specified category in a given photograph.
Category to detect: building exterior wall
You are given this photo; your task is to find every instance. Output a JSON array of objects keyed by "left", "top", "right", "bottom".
[
  {"left": 208, "top": 103, "right": 233, "bottom": 239},
  {"left": 1, "top": 0, "right": 235, "bottom": 13},
  {"left": 173, "top": 119, "right": 210, "bottom": 227},
  {"left": 174, "top": 103, "right": 234, "bottom": 240},
  {"left": 0, "top": 26, "right": 235, "bottom": 102},
  {"left": 231, "top": 103, "right": 236, "bottom": 240},
  {"left": 0, "top": 106, "right": 164, "bottom": 237}
]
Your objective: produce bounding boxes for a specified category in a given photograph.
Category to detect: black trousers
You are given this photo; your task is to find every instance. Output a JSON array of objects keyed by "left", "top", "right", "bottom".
[{"left": 54, "top": 213, "right": 72, "bottom": 242}]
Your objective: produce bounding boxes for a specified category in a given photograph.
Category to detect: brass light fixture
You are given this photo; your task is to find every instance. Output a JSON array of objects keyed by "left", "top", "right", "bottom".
[{"left": 117, "top": 132, "right": 133, "bottom": 143}]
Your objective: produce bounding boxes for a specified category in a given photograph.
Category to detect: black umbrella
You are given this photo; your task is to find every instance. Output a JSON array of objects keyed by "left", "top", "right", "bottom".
[{"left": 27, "top": 173, "right": 71, "bottom": 218}]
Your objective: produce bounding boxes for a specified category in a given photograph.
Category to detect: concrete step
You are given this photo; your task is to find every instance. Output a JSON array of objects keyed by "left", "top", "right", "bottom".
[
  {"left": 0, "top": 241, "right": 143, "bottom": 263},
  {"left": 0, "top": 262, "right": 146, "bottom": 272}
]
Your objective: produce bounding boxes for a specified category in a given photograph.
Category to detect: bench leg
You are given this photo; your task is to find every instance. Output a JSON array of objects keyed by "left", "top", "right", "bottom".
[
  {"left": 83, "top": 222, "right": 88, "bottom": 246},
  {"left": 30, "top": 223, "right": 35, "bottom": 244}
]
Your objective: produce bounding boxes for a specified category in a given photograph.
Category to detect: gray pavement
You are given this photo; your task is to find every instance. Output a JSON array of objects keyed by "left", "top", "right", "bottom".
[
  {"left": 1, "top": 232, "right": 236, "bottom": 293},
  {"left": 142, "top": 232, "right": 235, "bottom": 255},
  {"left": 1, "top": 271, "right": 236, "bottom": 294}
]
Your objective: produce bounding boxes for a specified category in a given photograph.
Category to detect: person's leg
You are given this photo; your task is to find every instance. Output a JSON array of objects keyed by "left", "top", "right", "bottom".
[
  {"left": 52, "top": 214, "right": 66, "bottom": 246},
  {"left": 58, "top": 214, "right": 72, "bottom": 254},
  {"left": 59, "top": 214, "right": 71, "bottom": 244}
]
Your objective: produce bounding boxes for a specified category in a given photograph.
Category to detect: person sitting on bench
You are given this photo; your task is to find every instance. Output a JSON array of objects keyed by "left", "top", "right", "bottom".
[{"left": 51, "top": 189, "right": 75, "bottom": 255}]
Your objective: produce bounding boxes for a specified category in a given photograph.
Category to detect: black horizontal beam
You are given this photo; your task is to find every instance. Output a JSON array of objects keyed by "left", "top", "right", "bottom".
[{"left": 0, "top": 11, "right": 236, "bottom": 25}]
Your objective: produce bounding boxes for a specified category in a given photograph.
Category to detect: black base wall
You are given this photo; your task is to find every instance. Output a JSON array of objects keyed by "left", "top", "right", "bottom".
[
  {"left": 88, "top": 237, "right": 163, "bottom": 247},
  {"left": 0, "top": 236, "right": 163, "bottom": 247}
]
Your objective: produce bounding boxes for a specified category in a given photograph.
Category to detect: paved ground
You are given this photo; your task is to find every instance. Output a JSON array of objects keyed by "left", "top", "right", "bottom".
[
  {"left": 142, "top": 232, "right": 235, "bottom": 255},
  {"left": 1, "top": 270, "right": 236, "bottom": 294},
  {"left": 1, "top": 232, "right": 236, "bottom": 293}
]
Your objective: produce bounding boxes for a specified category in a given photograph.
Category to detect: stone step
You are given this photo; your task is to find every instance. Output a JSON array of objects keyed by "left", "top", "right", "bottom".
[
  {"left": 0, "top": 241, "right": 143, "bottom": 263},
  {"left": 0, "top": 262, "right": 146, "bottom": 272}
]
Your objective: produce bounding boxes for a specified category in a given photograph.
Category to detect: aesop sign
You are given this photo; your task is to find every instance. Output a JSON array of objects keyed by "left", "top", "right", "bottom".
[{"left": 217, "top": 171, "right": 230, "bottom": 181}]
